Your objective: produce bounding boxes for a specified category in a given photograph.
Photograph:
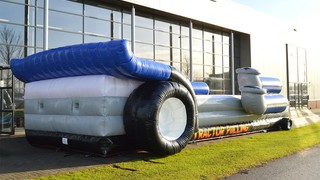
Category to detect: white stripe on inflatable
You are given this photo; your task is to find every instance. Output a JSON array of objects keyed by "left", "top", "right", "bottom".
[
  {"left": 25, "top": 75, "right": 143, "bottom": 99},
  {"left": 24, "top": 114, "right": 125, "bottom": 136}
]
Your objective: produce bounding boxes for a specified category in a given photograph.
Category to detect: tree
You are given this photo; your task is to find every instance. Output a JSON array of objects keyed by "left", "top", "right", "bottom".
[{"left": 0, "top": 25, "right": 23, "bottom": 87}]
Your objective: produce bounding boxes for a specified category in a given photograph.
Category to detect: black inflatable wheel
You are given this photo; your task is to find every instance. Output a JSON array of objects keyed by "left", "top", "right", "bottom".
[
  {"left": 124, "top": 81, "right": 196, "bottom": 155},
  {"left": 280, "top": 118, "right": 292, "bottom": 130}
]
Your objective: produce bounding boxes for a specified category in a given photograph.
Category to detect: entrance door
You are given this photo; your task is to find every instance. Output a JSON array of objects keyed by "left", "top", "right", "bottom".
[
  {"left": 0, "top": 66, "right": 14, "bottom": 134},
  {"left": 286, "top": 44, "right": 308, "bottom": 108}
]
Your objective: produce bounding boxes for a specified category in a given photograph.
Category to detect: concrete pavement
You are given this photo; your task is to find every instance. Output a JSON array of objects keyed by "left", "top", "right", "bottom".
[{"left": 223, "top": 144, "right": 320, "bottom": 180}]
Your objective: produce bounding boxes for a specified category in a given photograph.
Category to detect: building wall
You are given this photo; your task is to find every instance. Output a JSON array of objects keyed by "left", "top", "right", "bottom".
[{"left": 0, "top": 0, "right": 317, "bottom": 103}]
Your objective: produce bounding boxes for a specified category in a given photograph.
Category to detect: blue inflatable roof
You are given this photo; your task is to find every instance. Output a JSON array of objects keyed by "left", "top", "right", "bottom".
[{"left": 10, "top": 40, "right": 172, "bottom": 83}]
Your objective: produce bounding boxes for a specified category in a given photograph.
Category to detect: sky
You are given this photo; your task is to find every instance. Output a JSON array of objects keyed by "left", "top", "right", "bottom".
[{"left": 232, "top": 0, "right": 320, "bottom": 31}]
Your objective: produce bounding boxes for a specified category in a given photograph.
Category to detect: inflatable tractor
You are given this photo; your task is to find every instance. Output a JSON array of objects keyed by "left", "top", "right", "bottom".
[{"left": 10, "top": 40, "right": 291, "bottom": 156}]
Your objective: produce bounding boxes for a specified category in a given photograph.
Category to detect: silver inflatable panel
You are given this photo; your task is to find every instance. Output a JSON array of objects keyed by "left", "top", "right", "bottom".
[
  {"left": 25, "top": 97, "right": 127, "bottom": 116},
  {"left": 196, "top": 95, "right": 243, "bottom": 112},
  {"left": 198, "top": 109, "right": 288, "bottom": 128},
  {"left": 25, "top": 114, "right": 124, "bottom": 136},
  {"left": 24, "top": 96, "right": 128, "bottom": 136}
]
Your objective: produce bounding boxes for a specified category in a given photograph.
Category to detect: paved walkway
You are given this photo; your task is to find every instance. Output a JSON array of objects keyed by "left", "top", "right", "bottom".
[
  {"left": 0, "top": 108, "right": 319, "bottom": 179},
  {"left": 224, "top": 144, "right": 320, "bottom": 180}
]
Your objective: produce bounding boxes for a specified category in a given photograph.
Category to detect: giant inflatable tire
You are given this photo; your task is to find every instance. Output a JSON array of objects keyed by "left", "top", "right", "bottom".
[{"left": 124, "top": 81, "right": 196, "bottom": 155}]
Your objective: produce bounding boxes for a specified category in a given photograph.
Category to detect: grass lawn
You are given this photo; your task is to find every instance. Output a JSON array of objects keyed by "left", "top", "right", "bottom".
[{"left": 36, "top": 123, "right": 320, "bottom": 180}]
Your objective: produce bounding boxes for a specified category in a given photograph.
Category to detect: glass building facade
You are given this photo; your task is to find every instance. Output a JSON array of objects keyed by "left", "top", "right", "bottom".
[{"left": 0, "top": 0, "right": 249, "bottom": 130}]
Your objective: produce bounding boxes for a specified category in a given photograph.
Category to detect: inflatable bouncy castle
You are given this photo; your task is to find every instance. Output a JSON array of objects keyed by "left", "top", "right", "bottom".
[{"left": 10, "top": 40, "right": 291, "bottom": 156}]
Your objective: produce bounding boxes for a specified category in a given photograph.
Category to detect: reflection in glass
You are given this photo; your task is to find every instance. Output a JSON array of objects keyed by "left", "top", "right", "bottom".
[
  {"left": 193, "top": 64, "right": 204, "bottom": 81},
  {"left": 0, "top": 24, "right": 25, "bottom": 46},
  {"left": 204, "top": 40, "right": 213, "bottom": 53},
  {"left": 123, "top": 12, "right": 131, "bottom": 25},
  {"left": 204, "top": 53, "right": 213, "bottom": 66},
  {"left": 192, "top": 38, "right": 202, "bottom": 52},
  {"left": 49, "top": 11, "right": 82, "bottom": 32},
  {"left": 214, "top": 42, "right": 222, "bottom": 55},
  {"left": 136, "top": 15, "right": 153, "bottom": 29},
  {"left": 181, "top": 62, "right": 190, "bottom": 78},
  {"left": 84, "top": 35, "right": 110, "bottom": 43},
  {"left": 155, "top": 46, "right": 170, "bottom": 61},
  {"left": 223, "top": 67, "right": 230, "bottom": 79},
  {"left": 223, "top": 56, "right": 230, "bottom": 67},
  {"left": 135, "top": 42, "right": 153, "bottom": 59},
  {"left": 172, "top": 48, "right": 180, "bottom": 63},
  {"left": 193, "top": 28, "right": 202, "bottom": 39},
  {"left": 223, "top": 44, "right": 230, "bottom": 56},
  {"left": 181, "top": 36, "right": 189, "bottom": 50},
  {"left": 50, "top": 0, "right": 83, "bottom": 14},
  {"left": 48, "top": 30, "right": 82, "bottom": 49},
  {"left": 155, "top": 19, "right": 179, "bottom": 34},
  {"left": 85, "top": 3, "right": 112, "bottom": 19},
  {"left": 84, "top": 18, "right": 111, "bottom": 37},
  {"left": 136, "top": 27, "right": 152, "bottom": 44},
  {"left": 155, "top": 31, "right": 170, "bottom": 46},
  {"left": 192, "top": 51, "right": 203, "bottom": 65},
  {"left": 123, "top": 24, "right": 131, "bottom": 40},
  {"left": 0, "top": 2, "right": 25, "bottom": 24},
  {"left": 205, "top": 77, "right": 223, "bottom": 94}
]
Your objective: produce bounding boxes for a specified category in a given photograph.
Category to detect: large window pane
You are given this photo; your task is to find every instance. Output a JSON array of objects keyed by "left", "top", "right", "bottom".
[
  {"left": 172, "top": 48, "right": 181, "bottom": 63},
  {"left": 48, "top": 30, "right": 82, "bottom": 49},
  {"left": 172, "top": 34, "right": 181, "bottom": 48},
  {"left": 223, "top": 67, "right": 230, "bottom": 79},
  {"left": 181, "top": 36, "right": 189, "bottom": 50},
  {"left": 113, "top": 22, "right": 122, "bottom": 40},
  {"left": 136, "top": 15, "right": 153, "bottom": 29},
  {"left": 155, "top": 45, "right": 170, "bottom": 61},
  {"left": 223, "top": 56, "right": 230, "bottom": 67},
  {"left": 123, "top": 12, "right": 131, "bottom": 25},
  {"left": 84, "top": 35, "right": 110, "bottom": 43},
  {"left": 136, "top": 27, "right": 152, "bottom": 43},
  {"left": 204, "top": 65, "right": 213, "bottom": 78},
  {"left": 84, "top": 18, "right": 111, "bottom": 37},
  {"left": 193, "top": 28, "right": 202, "bottom": 39},
  {"left": 212, "top": 32, "right": 222, "bottom": 43},
  {"left": 50, "top": 0, "right": 83, "bottom": 14},
  {"left": 214, "top": 54, "right": 223, "bottom": 67},
  {"left": 85, "top": 3, "right": 111, "bottom": 19},
  {"left": 192, "top": 38, "right": 202, "bottom": 52},
  {"left": 135, "top": 42, "right": 153, "bottom": 59},
  {"left": 214, "top": 42, "right": 222, "bottom": 55},
  {"left": 0, "top": 1, "right": 25, "bottom": 24},
  {"left": 35, "top": 27, "right": 43, "bottom": 48},
  {"left": 155, "top": 31, "right": 169, "bottom": 46},
  {"left": 204, "top": 52, "right": 213, "bottom": 66},
  {"left": 155, "top": 19, "right": 180, "bottom": 34},
  {"left": 123, "top": 24, "right": 131, "bottom": 40},
  {"left": 193, "top": 51, "right": 203, "bottom": 65},
  {"left": 204, "top": 40, "right": 213, "bottom": 53},
  {"left": 223, "top": 44, "right": 230, "bottom": 56},
  {"left": 49, "top": 11, "right": 82, "bottom": 32},
  {"left": 193, "top": 64, "right": 203, "bottom": 81}
]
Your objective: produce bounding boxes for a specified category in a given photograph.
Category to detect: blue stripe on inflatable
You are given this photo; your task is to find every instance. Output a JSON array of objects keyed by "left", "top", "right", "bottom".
[
  {"left": 264, "top": 94, "right": 288, "bottom": 113},
  {"left": 10, "top": 40, "right": 172, "bottom": 83},
  {"left": 191, "top": 82, "right": 209, "bottom": 95},
  {"left": 259, "top": 76, "right": 282, "bottom": 94}
]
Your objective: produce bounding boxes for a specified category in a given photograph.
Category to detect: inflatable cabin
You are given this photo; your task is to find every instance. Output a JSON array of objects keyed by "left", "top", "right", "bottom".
[{"left": 10, "top": 40, "right": 291, "bottom": 156}]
